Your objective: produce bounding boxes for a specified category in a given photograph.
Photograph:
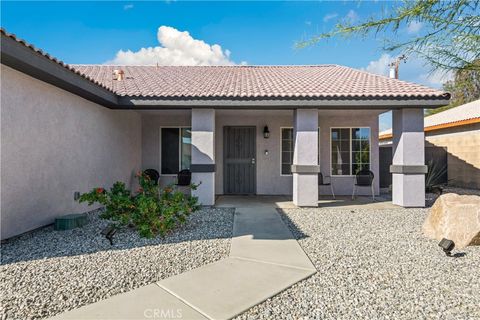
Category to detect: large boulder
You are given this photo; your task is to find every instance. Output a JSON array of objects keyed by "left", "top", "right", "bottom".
[{"left": 423, "top": 193, "right": 480, "bottom": 249}]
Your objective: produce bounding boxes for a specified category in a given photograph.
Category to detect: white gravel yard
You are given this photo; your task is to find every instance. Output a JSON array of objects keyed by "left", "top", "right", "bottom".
[
  {"left": 1, "top": 207, "right": 234, "bottom": 320},
  {"left": 238, "top": 207, "right": 480, "bottom": 320}
]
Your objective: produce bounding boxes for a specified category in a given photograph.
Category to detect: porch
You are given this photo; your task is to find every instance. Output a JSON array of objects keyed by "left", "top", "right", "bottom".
[{"left": 141, "top": 108, "right": 425, "bottom": 208}]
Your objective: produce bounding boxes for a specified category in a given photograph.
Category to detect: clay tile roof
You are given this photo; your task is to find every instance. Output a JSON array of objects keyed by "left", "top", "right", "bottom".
[
  {"left": 1, "top": 27, "right": 449, "bottom": 101},
  {"left": 71, "top": 65, "right": 450, "bottom": 100},
  {"left": 1, "top": 28, "right": 114, "bottom": 93}
]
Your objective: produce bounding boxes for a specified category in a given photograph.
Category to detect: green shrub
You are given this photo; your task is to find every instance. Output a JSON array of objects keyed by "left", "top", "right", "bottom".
[
  {"left": 79, "top": 172, "right": 200, "bottom": 238},
  {"left": 425, "top": 159, "right": 447, "bottom": 192}
]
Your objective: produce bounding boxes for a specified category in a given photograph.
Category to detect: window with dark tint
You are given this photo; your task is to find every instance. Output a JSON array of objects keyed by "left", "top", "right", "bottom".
[
  {"left": 161, "top": 128, "right": 180, "bottom": 174},
  {"left": 281, "top": 128, "right": 294, "bottom": 175}
]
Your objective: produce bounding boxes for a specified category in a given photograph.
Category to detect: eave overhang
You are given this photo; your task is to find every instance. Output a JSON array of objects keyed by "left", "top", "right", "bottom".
[
  {"left": 112, "top": 96, "right": 450, "bottom": 110},
  {"left": 1, "top": 33, "right": 118, "bottom": 106}
]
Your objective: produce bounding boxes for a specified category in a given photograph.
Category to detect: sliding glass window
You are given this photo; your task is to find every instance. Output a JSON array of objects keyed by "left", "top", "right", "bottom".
[{"left": 161, "top": 127, "right": 191, "bottom": 174}]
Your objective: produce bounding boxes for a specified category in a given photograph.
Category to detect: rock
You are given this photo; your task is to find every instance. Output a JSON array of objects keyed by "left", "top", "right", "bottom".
[{"left": 423, "top": 193, "right": 480, "bottom": 249}]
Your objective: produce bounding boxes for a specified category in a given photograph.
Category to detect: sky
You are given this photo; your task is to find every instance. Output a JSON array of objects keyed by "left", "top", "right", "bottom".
[{"left": 1, "top": 1, "right": 451, "bottom": 131}]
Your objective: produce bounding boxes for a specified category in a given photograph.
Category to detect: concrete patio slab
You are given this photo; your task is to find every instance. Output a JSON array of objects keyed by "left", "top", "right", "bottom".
[
  {"left": 215, "top": 194, "right": 398, "bottom": 210},
  {"left": 158, "top": 257, "right": 315, "bottom": 320},
  {"left": 51, "top": 284, "right": 207, "bottom": 320},
  {"left": 215, "top": 195, "right": 294, "bottom": 208},
  {"left": 230, "top": 207, "right": 316, "bottom": 270}
]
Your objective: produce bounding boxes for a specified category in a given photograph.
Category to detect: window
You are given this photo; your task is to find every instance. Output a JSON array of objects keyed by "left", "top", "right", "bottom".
[
  {"left": 281, "top": 128, "right": 294, "bottom": 175},
  {"left": 280, "top": 128, "right": 320, "bottom": 175},
  {"left": 161, "top": 128, "right": 191, "bottom": 174},
  {"left": 331, "top": 127, "right": 370, "bottom": 176}
]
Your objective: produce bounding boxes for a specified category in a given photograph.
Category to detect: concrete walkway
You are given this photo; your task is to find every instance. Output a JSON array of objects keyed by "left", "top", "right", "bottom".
[{"left": 52, "top": 200, "right": 316, "bottom": 320}]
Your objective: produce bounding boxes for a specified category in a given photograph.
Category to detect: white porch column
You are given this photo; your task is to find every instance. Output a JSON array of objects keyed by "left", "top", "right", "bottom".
[
  {"left": 292, "top": 109, "right": 319, "bottom": 207},
  {"left": 191, "top": 109, "right": 215, "bottom": 206},
  {"left": 391, "top": 108, "right": 427, "bottom": 207}
]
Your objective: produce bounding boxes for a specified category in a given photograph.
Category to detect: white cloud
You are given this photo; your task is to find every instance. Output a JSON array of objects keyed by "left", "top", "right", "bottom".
[
  {"left": 363, "top": 53, "right": 392, "bottom": 76},
  {"left": 363, "top": 53, "right": 452, "bottom": 88},
  {"left": 323, "top": 13, "right": 338, "bottom": 23},
  {"left": 123, "top": 4, "right": 134, "bottom": 10},
  {"left": 419, "top": 70, "right": 453, "bottom": 87},
  {"left": 345, "top": 10, "right": 359, "bottom": 23},
  {"left": 106, "top": 26, "right": 237, "bottom": 66},
  {"left": 406, "top": 21, "right": 423, "bottom": 34}
]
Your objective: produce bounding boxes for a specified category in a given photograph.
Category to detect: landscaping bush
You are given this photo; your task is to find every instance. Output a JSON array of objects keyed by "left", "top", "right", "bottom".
[
  {"left": 78, "top": 172, "right": 200, "bottom": 238},
  {"left": 425, "top": 159, "right": 448, "bottom": 193}
]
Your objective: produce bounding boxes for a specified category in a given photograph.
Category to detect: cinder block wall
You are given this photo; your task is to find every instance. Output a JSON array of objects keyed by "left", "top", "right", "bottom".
[
  {"left": 1, "top": 65, "right": 142, "bottom": 239},
  {"left": 426, "top": 124, "right": 480, "bottom": 189}
]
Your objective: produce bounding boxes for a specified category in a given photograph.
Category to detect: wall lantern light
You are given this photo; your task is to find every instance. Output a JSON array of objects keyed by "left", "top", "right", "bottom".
[{"left": 263, "top": 126, "right": 270, "bottom": 139}]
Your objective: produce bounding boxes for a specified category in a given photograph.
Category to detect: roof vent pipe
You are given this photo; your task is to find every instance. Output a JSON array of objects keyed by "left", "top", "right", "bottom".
[
  {"left": 389, "top": 67, "right": 396, "bottom": 79},
  {"left": 388, "top": 54, "right": 407, "bottom": 79},
  {"left": 113, "top": 69, "right": 125, "bottom": 81}
]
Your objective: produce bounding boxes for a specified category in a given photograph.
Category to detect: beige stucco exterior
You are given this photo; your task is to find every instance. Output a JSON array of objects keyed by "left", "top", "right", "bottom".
[
  {"left": 426, "top": 124, "right": 480, "bottom": 189},
  {"left": 1, "top": 65, "right": 141, "bottom": 239},
  {"left": 1, "top": 65, "right": 383, "bottom": 239}
]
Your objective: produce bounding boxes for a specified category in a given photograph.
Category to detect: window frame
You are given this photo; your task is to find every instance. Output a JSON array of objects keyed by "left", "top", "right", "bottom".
[
  {"left": 159, "top": 126, "right": 192, "bottom": 176},
  {"left": 279, "top": 127, "right": 294, "bottom": 176},
  {"left": 279, "top": 127, "right": 320, "bottom": 176},
  {"left": 329, "top": 127, "right": 371, "bottom": 177}
]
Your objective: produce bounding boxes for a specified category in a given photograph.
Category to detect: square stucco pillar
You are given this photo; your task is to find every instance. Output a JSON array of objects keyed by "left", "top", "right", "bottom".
[
  {"left": 391, "top": 108, "right": 427, "bottom": 207},
  {"left": 292, "top": 109, "right": 319, "bottom": 207},
  {"left": 191, "top": 109, "right": 215, "bottom": 206}
]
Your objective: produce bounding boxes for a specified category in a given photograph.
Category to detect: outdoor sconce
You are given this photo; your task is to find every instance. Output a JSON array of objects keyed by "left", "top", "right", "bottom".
[
  {"left": 438, "top": 238, "right": 455, "bottom": 257},
  {"left": 263, "top": 126, "right": 270, "bottom": 139},
  {"left": 264, "top": 150, "right": 269, "bottom": 155}
]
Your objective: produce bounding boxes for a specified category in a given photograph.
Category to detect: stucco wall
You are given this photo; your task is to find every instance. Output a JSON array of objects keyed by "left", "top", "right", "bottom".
[
  {"left": 1, "top": 65, "right": 141, "bottom": 239},
  {"left": 426, "top": 124, "right": 480, "bottom": 189},
  {"left": 141, "top": 109, "right": 381, "bottom": 196}
]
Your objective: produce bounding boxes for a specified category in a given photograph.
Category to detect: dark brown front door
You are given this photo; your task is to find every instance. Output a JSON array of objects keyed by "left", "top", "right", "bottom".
[{"left": 224, "top": 126, "right": 256, "bottom": 194}]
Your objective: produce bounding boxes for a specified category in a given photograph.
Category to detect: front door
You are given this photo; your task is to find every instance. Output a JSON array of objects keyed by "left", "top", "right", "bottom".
[{"left": 224, "top": 126, "right": 256, "bottom": 194}]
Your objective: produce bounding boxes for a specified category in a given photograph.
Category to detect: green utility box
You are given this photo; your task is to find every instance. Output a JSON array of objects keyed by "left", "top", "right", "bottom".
[{"left": 54, "top": 213, "right": 87, "bottom": 231}]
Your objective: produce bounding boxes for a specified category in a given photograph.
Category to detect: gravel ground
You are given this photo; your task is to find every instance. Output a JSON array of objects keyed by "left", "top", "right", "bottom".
[
  {"left": 1, "top": 207, "right": 234, "bottom": 320},
  {"left": 238, "top": 207, "right": 480, "bottom": 320}
]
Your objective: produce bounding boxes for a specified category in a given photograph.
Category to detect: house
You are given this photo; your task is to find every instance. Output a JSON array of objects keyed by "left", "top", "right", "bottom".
[
  {"left": 0, "top": 28, "right": 450, "bottom": 239},
  {"left": 380, "top": 100, "right": 480, "bottom": 189}
]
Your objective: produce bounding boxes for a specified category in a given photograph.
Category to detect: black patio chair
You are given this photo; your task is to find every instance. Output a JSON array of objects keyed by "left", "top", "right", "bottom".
[
  {"left": 143, "top": 169, "right": 160, "bottom": 185},
  {"left": 176, "top": 169, "right": 192, "bottom": 186},
  {"left": 352, "top": 169, "right": 375, "bottom": 201},
  {"left": 319, "top": 172, "right": 335, "bottom": 199}
]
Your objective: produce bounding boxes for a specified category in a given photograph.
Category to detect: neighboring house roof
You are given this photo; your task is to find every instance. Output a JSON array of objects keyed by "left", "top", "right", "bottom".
[
  {"left": 379, "top": 99, "right": 480, "bottom": 140},
  {"left": 1, "top": 27, "right": 450, "bottom": 108},
  {"left": 72, "top": 64, "right": 449, "bottom": 100}
]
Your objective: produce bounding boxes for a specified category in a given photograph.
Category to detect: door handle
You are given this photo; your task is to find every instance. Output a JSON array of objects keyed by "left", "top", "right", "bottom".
[{"left": 251, "top": 158, "right": 256, "bottom": 164}]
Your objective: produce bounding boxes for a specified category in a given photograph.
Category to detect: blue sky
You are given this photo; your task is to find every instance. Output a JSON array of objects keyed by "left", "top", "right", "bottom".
[{"left": 1, "top": 1, "right": 448, "bottom": 131}]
